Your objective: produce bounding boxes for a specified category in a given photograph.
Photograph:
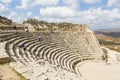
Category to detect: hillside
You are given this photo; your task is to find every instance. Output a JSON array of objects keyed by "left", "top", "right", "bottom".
[
  {"left": 0, "top": 16, "right": 24, "bottom": 30},
  {"left": 0, "top": 16, "right": 12, "bottom": 26},
  {"left": 95, "top": 29, "right": 120, "bottom": 52},
  {"left": 95, "top": 29, "right": 120, "bottom": 38}
]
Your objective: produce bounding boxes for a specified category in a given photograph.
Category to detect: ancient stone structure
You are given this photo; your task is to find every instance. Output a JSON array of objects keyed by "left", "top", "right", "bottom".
[{"left": 0, "top": 21, "right": 103, "bottom": 80}]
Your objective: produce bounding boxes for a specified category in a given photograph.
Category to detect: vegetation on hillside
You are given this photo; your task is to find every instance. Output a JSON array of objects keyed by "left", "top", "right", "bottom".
[
  {"left": 95, "top": 30, "right": 120, "bottom": 52},
  {"left": 0, "top": 16, "right": 12, "bottom": 25},
  {"left": 98, "top": 39, "right": 120, "bottom": 52}
]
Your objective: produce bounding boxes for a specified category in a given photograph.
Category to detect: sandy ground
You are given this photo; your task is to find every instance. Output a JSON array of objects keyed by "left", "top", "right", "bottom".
[
  {"left": 78, "top": 49, "right": 120, "bottom": 80},
  {"left": 79, "top": 61, "right": 120, "bottom": 80},
  {"left": 0, "top": 64, "right": 20, "bottom": 80}
]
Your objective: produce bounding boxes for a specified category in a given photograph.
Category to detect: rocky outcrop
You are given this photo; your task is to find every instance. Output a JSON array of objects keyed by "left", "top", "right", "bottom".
[
  {"left": 0, "top": 16, "right": 12, "bottom": 25},
  {"left": 0, "top": 16, "right": 24, "bottom": 30}
]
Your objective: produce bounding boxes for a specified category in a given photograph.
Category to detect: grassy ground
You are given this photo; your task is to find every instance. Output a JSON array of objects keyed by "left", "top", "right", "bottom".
[
  {"left": 14, "top": 70, "right": 27, "bottom": 80},
  {"left": 98, "top": 39, "right": 120, "bottom": 52}
]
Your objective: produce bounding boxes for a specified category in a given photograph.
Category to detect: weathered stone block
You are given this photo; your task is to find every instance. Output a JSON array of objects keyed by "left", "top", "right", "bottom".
[{"left": 0, "top": 53, "right": 10, "bottom": 63}]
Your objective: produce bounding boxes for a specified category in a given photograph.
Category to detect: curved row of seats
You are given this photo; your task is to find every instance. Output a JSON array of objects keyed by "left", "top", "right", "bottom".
[
  {"left": 0, "top": 32, "right": 93, "bottom": 73},
  {"left": 28, "top": 40, "right": 83, "bottom": 72}
]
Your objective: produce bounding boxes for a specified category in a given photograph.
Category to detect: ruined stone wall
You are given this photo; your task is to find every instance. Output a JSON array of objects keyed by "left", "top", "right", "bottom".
[{"left": 35, "top": 24, "right": 89, "bottom": 32}]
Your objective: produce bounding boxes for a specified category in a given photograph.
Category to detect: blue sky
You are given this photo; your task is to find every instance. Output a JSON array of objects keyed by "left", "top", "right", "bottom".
[{"left": 0, "top": 0, "right": 120, "bottom": 29}]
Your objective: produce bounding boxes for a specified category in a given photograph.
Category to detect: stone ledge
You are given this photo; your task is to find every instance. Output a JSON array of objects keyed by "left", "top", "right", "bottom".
[
  {"left": 0, "top": 53, "right": 10, "bottom": 63},
  {"left": 0, "top": 42, "right": 10, "bottom": 63},
  {"left": 0, "top": 57, "right": 10, "bottom": 63}
]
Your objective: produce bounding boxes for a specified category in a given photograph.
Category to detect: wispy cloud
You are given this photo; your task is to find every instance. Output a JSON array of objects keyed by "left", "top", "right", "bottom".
[
  {"left": 27, "top": 12, "right": 32, "bottom": 16},
  {"left": 84, "top": 0, "right": 101, "bottom": 4},
  {"left": 107, "top": 0, "right": 120, "bottom": 8},
  {"left": 0, "top": 0, "right": 12, "bottom": 4},
  {"left": 63, "top": 0, "right": 80, "bottom": 9},
  {"left": 0, "top": 3, "right": 9, "bottom": 14},
  {"left": 16, "top": 0, "right": 31, "bottom": 9},
  {"left": 32, "top": 0, "right": 59, "bottom": 7},
  {"left": 40, "top": 6, "right": 78, "bottom": 18}
]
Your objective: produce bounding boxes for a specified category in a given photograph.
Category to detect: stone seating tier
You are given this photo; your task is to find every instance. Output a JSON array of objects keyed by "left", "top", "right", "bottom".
[{"left": 0, "top": 31, "right": 103, "bottom": 80}]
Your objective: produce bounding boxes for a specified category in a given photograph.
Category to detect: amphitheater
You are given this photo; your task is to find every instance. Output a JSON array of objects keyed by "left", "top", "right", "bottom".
[{"left": 0, "top": 18, "right": 104, "bottom": 80}]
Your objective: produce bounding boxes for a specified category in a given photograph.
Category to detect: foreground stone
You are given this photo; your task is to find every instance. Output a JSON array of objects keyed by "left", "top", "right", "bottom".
[{"left": 0, "top": 42, "right": 10, "bottom": 63}]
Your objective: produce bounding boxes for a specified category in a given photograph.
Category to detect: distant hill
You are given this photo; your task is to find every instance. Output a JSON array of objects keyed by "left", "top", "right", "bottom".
[
  {"left": 0, "top": 16, "right": 24, "bottom": 30},
  {"left": 95, "top": 28, "right": 120, "bottom": 38},
  {"left": 96, "top": 28, "right": 120, "bottom": 32},
  {"left": 95, "top": 28, "right": 120, "bottom": 52}
]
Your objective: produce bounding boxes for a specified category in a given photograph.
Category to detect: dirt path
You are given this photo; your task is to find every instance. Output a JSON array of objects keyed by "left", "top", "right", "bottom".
[{"left": 0, "top": 64, "right": 20, "bottom": 80}]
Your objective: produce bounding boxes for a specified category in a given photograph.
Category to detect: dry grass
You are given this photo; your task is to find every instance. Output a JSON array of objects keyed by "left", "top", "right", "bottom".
[{"left": 96, "top": 34, "right": 120, "bottom": 52}]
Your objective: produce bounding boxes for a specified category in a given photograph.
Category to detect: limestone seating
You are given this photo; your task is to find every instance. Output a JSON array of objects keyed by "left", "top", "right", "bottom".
[
  {"left": 0, "top": 33, "right": 15, "bottom": 37},
  {"left": 0, "top": 34, "right": 20, "bottom": 42},
  {"left": 25, "top": 38, "right": 79, "bottom": 71},
  {"left": 0, "top": 31, "right": 95, "bottom": 76},
  {"left": 5, "top": 37, "right": 22, "bottom": 56},
  {"left": 2, "top": 33, "right": 36, "bottom": 62},
  {"left": 12, "top": 43, "right": 39, "bottom": 66},
  {"left": 0, "top": 33, "right": 19, "bottom": 41},
  {"left": 27, "top": 42, "right": 46, "bottom": 60},
  {"left": 69, "top": 58, "right": 82, "bottom": 72},
  {"left": 33, "top": 41, "right": 81, "bottom": 71},
  {"left": 12, "top": 38, "right": 39, "bottom": 62},
  {"left": 42, "top": 45, "right": 70, "bottom": 65},
  {"left": 53, "top": 50, "right": 75, "bottom": 65},
  {"left": 59, "top": 53, "right": 79, "bottom": 71},
  {"left": 45, "top": 47, "right": 68, "bottom": 65},
  {"left": 62, "top": 54, "right": 80, "bottom": 71},
  {"left": 8, "top": 38, "right": 30, "bottom": 63},
  {"left": 30, "top": 43, "right": 47, "bottom": 60}
]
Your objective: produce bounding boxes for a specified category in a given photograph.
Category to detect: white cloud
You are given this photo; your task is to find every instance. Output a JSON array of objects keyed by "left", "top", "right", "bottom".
[
  {"left": 78, "top": 8, "right": 120, "bottom": 29},
  {"left": 40, "top": 7, "right": 120, "bottom": 29},
  {"left": 63, "top": 0, "right": 80, "bottom": 9},
  {"left": 32, "top": 0, "right": 59, "bottom": 6},
  {"left": 40, "top": 6, "right": 78, "bottom": 18},
  {"left": 0, "top": 0, "right": 12, "bottom": 4},
  {"left": 9, "top": 12, "right": 18, "bottom": 18},
  {"left": 27, "top": 12, "right": 32, "bottom": 16},
  {"left": 107, "top": 0, "right": 120, "bottom": 8},
  {"left": 84, "top": 0, "right": 101, "bottom": 4},
  {"left": 7, "top": 12, "right": 24, "bottom": 23},
  {"left": 16, "top": 0, "right": 31, "bottom": 9},
  {"left": 107, "top": 0, "right": 117, "bottom": 6},
  {"left": 16, "top": 0, "right": 59, "bottom": 9},
  {"left": 34, "top": 16, "right": 40, "bottom": 20},
  {"left": 0, "top": 3, "right": 9, "bottom": 14}
]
